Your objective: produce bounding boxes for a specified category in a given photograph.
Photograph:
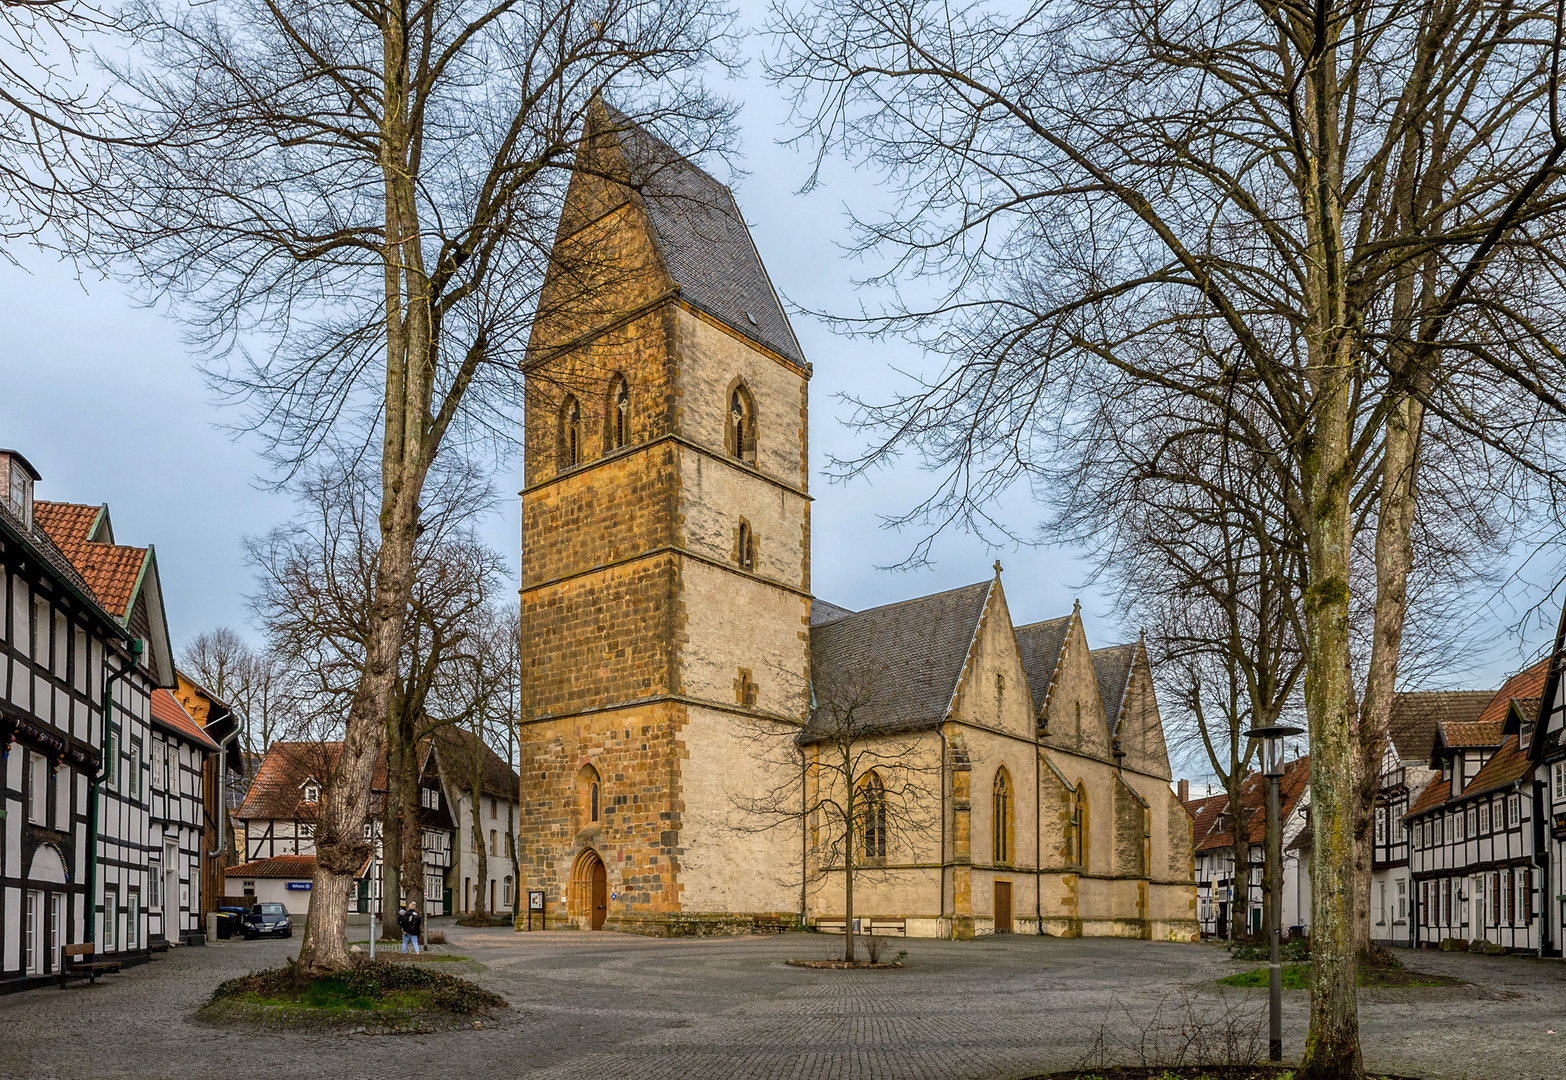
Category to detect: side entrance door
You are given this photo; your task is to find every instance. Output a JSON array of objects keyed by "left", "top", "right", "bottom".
[
  {"left": 591, "top": 861, "right": 608, "bottom": 930},
  {"left": 993, "top": 880, "right": 1012, "bottom": 934}
]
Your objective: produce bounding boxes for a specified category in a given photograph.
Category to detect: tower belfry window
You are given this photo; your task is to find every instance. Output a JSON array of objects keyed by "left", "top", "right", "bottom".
[
  {"left": 561, "top": 396, "right": 582, "bottom": 468},
  {"left": 728, "top": 386, "right": 756, "bottom": 464},
  {"left": 608, "top": 375, "right": 629, "bottom": 450}
]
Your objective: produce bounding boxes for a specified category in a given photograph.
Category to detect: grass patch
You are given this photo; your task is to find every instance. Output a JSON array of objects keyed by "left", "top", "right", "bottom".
[
  {"left": 1219, "top": 963, "right": 1463, "bottom": 989},
  {"left": 209, "top": 958, "right": 506, "bottom": 1015}
]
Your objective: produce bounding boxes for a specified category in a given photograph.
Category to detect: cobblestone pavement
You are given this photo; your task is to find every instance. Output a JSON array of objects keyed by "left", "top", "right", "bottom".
[{"left": 2, "top": 923, "right": 1562, "bottom": 1079}]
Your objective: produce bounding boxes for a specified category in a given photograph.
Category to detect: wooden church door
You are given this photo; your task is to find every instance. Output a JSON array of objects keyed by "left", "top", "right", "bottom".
[
  {"left": 994, "top": 881, "right": 1013, "bottom": 934},
  {"left": 591, "top": 861, "right": 608, "bottom": 930}
]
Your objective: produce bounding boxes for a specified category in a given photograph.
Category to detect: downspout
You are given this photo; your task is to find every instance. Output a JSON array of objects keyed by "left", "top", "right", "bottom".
[
  {"left": 1532, "top": 778, "right": 1549, "bottom": 958},
  {"left": 207, "top": 730, "right": 238, "bottom": 857},
  {"left": 87, "top": 638, "right": 143, "bottom": 946},
  {"left": 1035, "top": 725, "right": 1042, "bottom": 935}
]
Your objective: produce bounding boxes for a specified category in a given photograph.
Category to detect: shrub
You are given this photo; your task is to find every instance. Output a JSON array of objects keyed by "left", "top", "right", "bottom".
[{"left": 210, "top": 958, "right": 505, "bottom": 1015}]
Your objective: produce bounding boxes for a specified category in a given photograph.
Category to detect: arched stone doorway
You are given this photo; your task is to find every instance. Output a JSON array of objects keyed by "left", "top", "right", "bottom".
[{"left": 571, "top": 849, "right": 608, "bottom": 930}]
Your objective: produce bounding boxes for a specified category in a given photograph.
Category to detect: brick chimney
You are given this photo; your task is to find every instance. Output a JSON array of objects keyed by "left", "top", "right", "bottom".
[{"left": 1178, "top": 779, "right": 1189, "bottom": 803}]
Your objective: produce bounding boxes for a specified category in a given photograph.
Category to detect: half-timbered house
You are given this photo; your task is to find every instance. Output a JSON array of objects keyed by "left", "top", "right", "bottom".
[
  {"left": 429, "top": 726, "right": 520, "bottom": 917},
  {"left": 145, "top": 689, "right": 220, "bottom": 945},
  {"left": 1405, "top": 660, "right": 1549, "bottom": 951},
  {"left": 0, "top": 452, "right": 183, "bottom": 990},
  {"left": 1184, "top": 758, "right": 1311, "bottom": 940},
  {"left": 1525, "top": 594, "right": 1566, "bottom": 957},
  {"left": 1370, "top": 692, "right": 1488, "bottom": 947},
  {"left": 231, "top": 740, "right": 455, "bottom": 918}
]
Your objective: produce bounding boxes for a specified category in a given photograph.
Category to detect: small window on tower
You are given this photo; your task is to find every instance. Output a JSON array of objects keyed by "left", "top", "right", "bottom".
[
  {"left": 737, "top": 520, "right": 756, "bottom": 571},
  {"left": 735, "top": 668, "right": 757, "bottom": 707}
]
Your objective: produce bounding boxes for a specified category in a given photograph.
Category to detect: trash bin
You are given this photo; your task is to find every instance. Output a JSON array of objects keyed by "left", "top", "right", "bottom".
[{"left": 215, "top": 912, "right": 237, "bottom": 940}]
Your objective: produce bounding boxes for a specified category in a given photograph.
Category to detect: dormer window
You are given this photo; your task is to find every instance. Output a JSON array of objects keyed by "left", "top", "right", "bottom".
[
  {"left": 1, "top": 450, "right": 38, "bottom": 528},
  {"left": 303, "top": 782, "right": 320, "bottom": 803}
]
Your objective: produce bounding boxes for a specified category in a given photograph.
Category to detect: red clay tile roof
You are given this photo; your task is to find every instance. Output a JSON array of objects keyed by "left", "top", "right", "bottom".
[
  {"left": 33, "top": 500, "right": 147, "bottom": 620},
  {"left": 1186, "top": 757, "right": 1311, "bottom": 853},
  {"left": 1438, "top": 657, "right": 1553, "bottom": 749},
  {"left": 1460, "top": 734, "right": 1533, "bottom": 798},
  {"left": 225, "top": 854, "right": 319, "bottom": 879},
  {"left": 149, "top": 689, "right": 219, "bottom": 751},
  {"left": 238, "top": 741, "right": 397, "bottom": 821},
  {"left": 224, "top": 854, "right": 373, "bottom": 880},
  {"left": 1406, "top": 773, "right": 1452, "bottom": 818}
]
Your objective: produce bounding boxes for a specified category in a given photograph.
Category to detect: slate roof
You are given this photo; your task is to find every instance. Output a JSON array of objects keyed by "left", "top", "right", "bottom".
[
  {"left": 810, "top": 599, "right": 855, "bottom": 627},
  {"left": 1388, "top": 690, "right": 1491, "bottom": 760},
  {"left": 431, "top": 726, "right": 520, "bottom": 802},
  {"left": 802, "top": 581, "right": 992, "bottom": 740},
  {"left": 1185, "top": 757, "right": 1311, "bottom": 853},
  {"left": 1091, "top": 643, "right": 1139, "bottom": 732},
  {"left": 149, "top": 688, "right": 220, "bottom": 751},
  {"left": 34, "top": 500, "right": 148, "bottom": 620},
  {"left": 1015, "top": 615, "right": 1072, "bottom": 719},
  {"left": 604, "top": 104, "right": 805, "bottom": 367}
]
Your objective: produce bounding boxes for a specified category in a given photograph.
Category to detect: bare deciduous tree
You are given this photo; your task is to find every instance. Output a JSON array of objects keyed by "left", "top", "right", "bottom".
[
  {"left": 246, "top": 454, "right": 505, "bottom": 946},
  {"left": 768, "top": 0, "right": 1566, "bottom": 1072},
  {"left": 734, "top": 661, "right": 938, "bottom": 963},
  {"left": 91, "top": 0, "right": 738, "bottom": 971}
]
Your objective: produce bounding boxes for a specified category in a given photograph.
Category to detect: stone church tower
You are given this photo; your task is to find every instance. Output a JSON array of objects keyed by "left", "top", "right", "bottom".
[{"left": 517, "top": 101, "right": 810, "bottom": 933}]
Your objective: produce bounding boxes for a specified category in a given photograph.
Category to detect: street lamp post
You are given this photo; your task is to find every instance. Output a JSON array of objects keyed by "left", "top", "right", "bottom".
[{"left": 1244, "top": 723, "right": 1303, "bottom": 1064}]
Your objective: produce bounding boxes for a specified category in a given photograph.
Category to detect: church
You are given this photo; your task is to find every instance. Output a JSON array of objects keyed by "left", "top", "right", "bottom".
[{"left": 516, "top": 100, "right": 1197, "bottom": 941}]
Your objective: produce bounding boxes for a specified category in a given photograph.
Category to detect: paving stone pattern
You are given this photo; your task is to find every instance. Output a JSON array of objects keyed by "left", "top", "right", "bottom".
[{"left": 1, "top": 924, "right": 1563, "bottom": 1079}]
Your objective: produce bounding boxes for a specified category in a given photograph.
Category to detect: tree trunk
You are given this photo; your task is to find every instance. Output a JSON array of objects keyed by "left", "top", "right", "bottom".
[
  {"left": 1228, "top": 779, "right": 1247, "bottom": 944},
  {"left": 381, "top": 725, "right": 403, "bottom": 940},
  {"left": 471, "top": 758, "right": 489, "bottom": 919},
  {"left": 844, "top": 777, "right": 855, "bottom": 963},
  {"left": 295, "top": 1, "right": 439, "bottom": 973}
]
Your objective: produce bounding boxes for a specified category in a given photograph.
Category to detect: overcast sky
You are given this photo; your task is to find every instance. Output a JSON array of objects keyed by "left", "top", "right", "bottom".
[{"left": 2, "top": 10, "right": 1557, "bottom": 782}]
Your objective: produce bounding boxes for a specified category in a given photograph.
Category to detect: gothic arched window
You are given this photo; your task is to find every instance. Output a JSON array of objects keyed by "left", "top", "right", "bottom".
[
  {"left": 561, "top": 396, "right": 582, "bottom": 468},
  {"left": 578, "top": 764, "right": 601, "bottom": 826},
  {"left": 728, "top": 385, "right": 756, "bottom": 464},
  {"left": 993, "top": 767, "right": 1014, "bottom": 864},
  {"left": 606, "top": 374, "right": 630, "bottom": 451},
  {"left": 859, "top": 772, "right": 887, "bottom": 860}
]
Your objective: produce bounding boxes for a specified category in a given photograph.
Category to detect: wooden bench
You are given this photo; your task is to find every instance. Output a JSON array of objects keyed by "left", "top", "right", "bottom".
[
  {"left": 149, "top": 940, "right": 170, "bottom": 954},
  {"left": 59, "top": 943, "right": 121, "bottom": 987}
]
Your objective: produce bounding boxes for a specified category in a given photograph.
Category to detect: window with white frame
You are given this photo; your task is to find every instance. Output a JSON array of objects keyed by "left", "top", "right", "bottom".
[
  {"left": 1397, "top": 878, "right": 1406, "bottom": 920},
  {"left": 26, "top": 750, "right": 48, "bottom": 825},
  {"left": 1435, "top": 815, "right": 1444, "bottom": 844},
  {"left": 1375, "top": 807, "right": 1387, "bottom": 845},
  {"left": 1508, "top": 793, "right": 1521, "bottom": 828},
  {"left": 25, "top": 891, "right": 42, "bottom": 975},
  {"left": 126, "top": 892, "right": 139, "bottom": 950},
  {"left": 503, "top": 877, "right": 513, "bottom": 907},
  {"left": 1502, "top": 870, "right": 1513, "bottom": 925},
  {"left": 106, "top": 728, "right": 119, "bottom": 791},
  {"left": 1479, "top": 802, "right": 1491, "bottom": 834},
  {"left": 130, "top": 736, "right": 143, "bottom": 800},
  {"left": 1466, "top": 805, "right": 1478, "bottom": 838},
  {"left": 103, "top": 888, "right": 117, "bottom": 950},
  {"left": 303, "top": 783, "right": 319, "bottom": 803},
  {"left": 148, "top": 859, "right": 162, "bottom": 908}
]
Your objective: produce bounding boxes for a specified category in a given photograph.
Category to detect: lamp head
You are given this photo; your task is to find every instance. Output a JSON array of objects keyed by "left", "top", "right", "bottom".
[{"left": 1244, "top": 724, "right": 1304, "bottom": 778}]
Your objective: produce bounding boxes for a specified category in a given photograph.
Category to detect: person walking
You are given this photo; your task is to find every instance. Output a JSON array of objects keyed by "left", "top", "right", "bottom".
[{"left": 398, "top": 903, "right": 423, "bottom": 954}]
